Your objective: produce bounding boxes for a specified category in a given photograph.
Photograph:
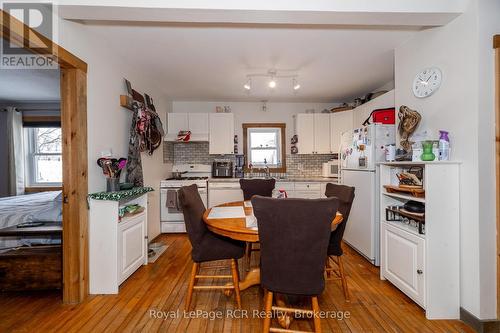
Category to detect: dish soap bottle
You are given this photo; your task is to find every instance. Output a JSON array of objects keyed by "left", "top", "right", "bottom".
[{"left": 438, "top": 130, "right": 450, "bottom": 161}]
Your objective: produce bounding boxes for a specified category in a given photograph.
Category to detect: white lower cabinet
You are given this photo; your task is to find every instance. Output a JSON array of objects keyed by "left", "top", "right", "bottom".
[
  {"left": 89, "top": 193, "right": 149, "bottom": 294},
  {"left": 381, "top": 222, "right": 425, "bottom": 307},
  {"left": 118, "top": 214, "right": 147, "bottom": 284}
]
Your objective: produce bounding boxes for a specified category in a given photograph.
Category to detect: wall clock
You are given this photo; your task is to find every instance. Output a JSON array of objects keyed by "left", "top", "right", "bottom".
[{"left": 412, "top": 67, "right": 442, "bottom": 98}]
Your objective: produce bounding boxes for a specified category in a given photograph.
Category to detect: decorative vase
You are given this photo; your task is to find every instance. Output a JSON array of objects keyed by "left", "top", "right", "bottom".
[{"left": 421, "top": 141, "right": 436, "bottom": 161}]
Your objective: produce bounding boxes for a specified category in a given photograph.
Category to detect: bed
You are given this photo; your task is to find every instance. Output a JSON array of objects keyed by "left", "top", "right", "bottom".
[{"left": 0, "top": 191, "right": 62, "bottom": 252}]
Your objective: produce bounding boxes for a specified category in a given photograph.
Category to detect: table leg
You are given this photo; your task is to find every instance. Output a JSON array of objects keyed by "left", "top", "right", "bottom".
[{"left": 224, "top": 268, "right": 260, "bottom": 296}]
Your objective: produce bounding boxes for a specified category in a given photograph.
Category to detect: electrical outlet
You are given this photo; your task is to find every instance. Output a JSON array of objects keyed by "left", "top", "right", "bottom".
[{"left": 101, "top": 149, "right": 113, "bottom": 157}]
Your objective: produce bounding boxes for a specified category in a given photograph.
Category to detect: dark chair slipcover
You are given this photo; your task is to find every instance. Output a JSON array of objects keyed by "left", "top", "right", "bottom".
[
  {"left": 239, "top": 178, "right": 276, "bottom": 200},
  {"left": 178, "top": 184, "right": 245, "bottom": 263},
  {"left": 324, "top": 183, "right": 355, "bottom": 257},
  {"left": 251, "top": 196, "right": 339, "bottom": 296}
]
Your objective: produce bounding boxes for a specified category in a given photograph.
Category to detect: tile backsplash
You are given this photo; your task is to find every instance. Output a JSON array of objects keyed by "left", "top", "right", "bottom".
[{"left": 164, "top": 142, "right": 334, "bottom": 177}]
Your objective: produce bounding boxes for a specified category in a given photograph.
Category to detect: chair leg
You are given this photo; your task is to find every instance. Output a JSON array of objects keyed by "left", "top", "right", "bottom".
[
  {"left": 230, "top": 259, "right": 242, "bottom": 309},
  {"left": 337, "top": 256, "right": 350, "bottom": 302},
  {"left": 263, "top": 290, "right": 273, "bottom": 333},
  {"left": 245, "top": 242, "right": 252, "bottom": 271},
  {"left": 311, "top": 296, "right": 322, "bottom": 333},
  {"left": 185, "top": 262, "right": 199, "bottom": 311}
]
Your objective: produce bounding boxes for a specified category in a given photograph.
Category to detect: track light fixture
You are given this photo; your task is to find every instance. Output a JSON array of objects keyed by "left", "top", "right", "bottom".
[{"left": 243, "top": 69, "right": 300, "bottom": 93}]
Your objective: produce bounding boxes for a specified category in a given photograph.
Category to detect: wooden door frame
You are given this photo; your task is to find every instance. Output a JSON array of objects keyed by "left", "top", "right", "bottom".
[
  {"left": 1, "top": 10, "right": 89, "bottom": 303},
  {"left": 495, "top": 34, "right": 500, "bottom": 319}
]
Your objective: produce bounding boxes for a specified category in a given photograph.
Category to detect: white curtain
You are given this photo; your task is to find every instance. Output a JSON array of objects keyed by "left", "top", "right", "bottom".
[{"left": 6, "top": 107, "right": 25, "bottom": 196}]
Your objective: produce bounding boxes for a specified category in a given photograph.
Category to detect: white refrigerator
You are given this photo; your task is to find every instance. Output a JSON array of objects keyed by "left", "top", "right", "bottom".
[{"left": 339, "top": 124, "right": 395, "bottom": 266}]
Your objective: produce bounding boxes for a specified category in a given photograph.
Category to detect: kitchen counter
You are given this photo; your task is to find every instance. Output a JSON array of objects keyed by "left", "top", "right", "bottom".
[{"left": 208, "top": 177, "right": 338, "bottom": 183}]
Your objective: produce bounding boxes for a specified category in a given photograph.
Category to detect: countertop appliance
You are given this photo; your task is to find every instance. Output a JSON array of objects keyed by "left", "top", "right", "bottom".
[
  {"left": 160, "top": 164, "right": 211, "bottom": 233},
  {"left": 322, "top": 157, "right": 340, "bottom": 178},
  {"left": 339, "top": 124, "right": 395, "bottom": 266},
  {"left": 212, "top": 159, "right": 233, "bottom": 178}
]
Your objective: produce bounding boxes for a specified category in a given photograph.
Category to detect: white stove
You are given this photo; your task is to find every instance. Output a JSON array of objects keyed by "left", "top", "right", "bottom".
[{"left": 160, "top": 164, "right": 211, "bottom": 233}]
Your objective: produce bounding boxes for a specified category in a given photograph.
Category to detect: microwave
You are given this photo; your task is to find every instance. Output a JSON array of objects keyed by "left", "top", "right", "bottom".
[{"left": 322, "top": 160, "right": 340, "bottom": 178}]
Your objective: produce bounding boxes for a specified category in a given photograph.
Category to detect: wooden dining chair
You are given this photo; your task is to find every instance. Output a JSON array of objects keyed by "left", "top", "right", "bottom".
[
  {"left": 178, "top": 184, "right": 246, "bottom": 310},
  {"left": 252, "top": 196, "right": 339, "bottom": 333},
  {"left": 324, "top": 183, "right": 355, "bottom": 301},
  {"left": 239, "top": 178, "right": 276, "bottom": 270}
]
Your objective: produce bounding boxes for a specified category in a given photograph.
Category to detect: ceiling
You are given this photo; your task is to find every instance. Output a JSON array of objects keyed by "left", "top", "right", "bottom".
[
  {"left": 0, "top": 69, "right": 60, "bottom": 102},
  {"left": 82, "top": 22, "right": 420, "bottom": 102}
]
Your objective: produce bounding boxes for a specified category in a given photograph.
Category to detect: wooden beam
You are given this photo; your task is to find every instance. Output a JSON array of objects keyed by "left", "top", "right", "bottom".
[
  {"left": 61, "top": 68, "right": 88, "bottom": 304},
  {"left": 0, "top": 9, "right": 87, "bottom": 72},
  {"left": 495, "top": 35, "right": 500, "bottom": 49}
]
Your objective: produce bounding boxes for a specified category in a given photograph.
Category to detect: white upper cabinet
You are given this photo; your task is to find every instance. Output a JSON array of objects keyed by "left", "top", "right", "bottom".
[
  {"left": 209, "top": 113, "right": 234, "bottom": 155},
  {"left": 330, "top": 110, "right": 353, "bottom": 153},
  {"left": 167, "top": 113, "right": 188, "bottom": 139},
  {"left": 314, "top": 114, "right": 331, "bottom": 154},
  {"left": 296, "top": 114, "right": 315, "bottom": 154},
  {"left": 166, "top": 113, "right": 209, "bottom": 141},
  {"left": 188, "top": 113, "right": 209, "bottom": 140},
  {"left": 296, "top": 113, "right": 331, "bottom": 154}
]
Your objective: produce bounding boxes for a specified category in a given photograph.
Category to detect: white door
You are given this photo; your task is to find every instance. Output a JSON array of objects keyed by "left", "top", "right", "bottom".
[
  {"left": 314, "top": 114, "right": 331, "bottom": 154},
  {"left": 341, "top": 169, "right": 376, "bottom": 263},
  {"left": 330, "top": 111, "right": 353, "bottom": 153},
  {"left": 188, "top": 113, "right": 209, "bottom": 135},
  {"left": 118, "top": 214, "right": 147, "bottom": 283},
  {"left": 167, "top": 113, "right": 189, "bottom": 135},
  {"left": 381, "top": 222, "right": 425, "bottom": 307},
  {"left": 209, "top": 113, "right": 234, "bottom": 155},
  {"left": 296, "top": 114, "right": 314, "bottom": 154}
]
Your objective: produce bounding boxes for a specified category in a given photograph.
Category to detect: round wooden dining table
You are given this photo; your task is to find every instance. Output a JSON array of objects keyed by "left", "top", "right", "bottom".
[{"left": 202, "top": 201, "right": 343, "bottom": 292}]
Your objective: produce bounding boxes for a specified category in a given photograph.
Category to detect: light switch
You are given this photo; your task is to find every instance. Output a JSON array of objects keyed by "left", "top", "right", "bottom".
[{"left": 101, "top": 149, "right": 113, "bottom": 157}]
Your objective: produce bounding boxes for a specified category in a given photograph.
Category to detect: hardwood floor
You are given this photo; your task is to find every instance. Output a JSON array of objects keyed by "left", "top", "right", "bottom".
[{"left": 0, "top": 234, "right": 473, "bottom": 333}]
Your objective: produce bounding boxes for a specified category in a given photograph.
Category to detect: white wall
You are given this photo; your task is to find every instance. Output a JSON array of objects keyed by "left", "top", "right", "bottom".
[
  {"left": 172, "top": 101, "right": 339, "bottom": 153},
  {"left": 57, "top": 20, "right": 169, "bottom": 241},
  {"left": 395, "top": 0, "right": 499, "bottom": 319}
]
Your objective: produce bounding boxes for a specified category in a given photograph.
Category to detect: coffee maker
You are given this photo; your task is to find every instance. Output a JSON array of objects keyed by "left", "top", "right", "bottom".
[{"left": 234, "top": 155, "right": 245, "bottom": 178}]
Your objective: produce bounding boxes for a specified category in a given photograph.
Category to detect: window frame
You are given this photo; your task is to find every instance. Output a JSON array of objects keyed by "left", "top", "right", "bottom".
[
  {"left": 25, "top": 127, "right": 63, "bottom": 187},
  {"left": 242, "top": 123, "right": 286, "bottom": 173}
]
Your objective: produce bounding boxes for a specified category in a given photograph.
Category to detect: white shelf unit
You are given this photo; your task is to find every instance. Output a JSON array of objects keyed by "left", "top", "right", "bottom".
[
  {"left": 89, "top": 193, "right": 149, "bottom": 294},
  {"left": 379, "top": 162, "right": 460, "bottom": 319}
]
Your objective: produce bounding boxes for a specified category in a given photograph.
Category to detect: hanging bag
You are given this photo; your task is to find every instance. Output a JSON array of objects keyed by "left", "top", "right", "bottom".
[{"left": 362, "top": 108, "right": 396, "bottom": 126}]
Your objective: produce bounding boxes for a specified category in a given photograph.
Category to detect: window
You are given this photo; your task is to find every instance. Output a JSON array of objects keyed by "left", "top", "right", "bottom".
[
  {"left": 243, "top": 123, "right": 286, "bottom": 172},
  {"left": 25, "top": 127, "right": 62, "bottom": 185}
]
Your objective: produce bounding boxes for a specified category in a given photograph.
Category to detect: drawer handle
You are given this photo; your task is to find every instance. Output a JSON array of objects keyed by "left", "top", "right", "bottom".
[{"left": 417, "top": 269, "right": 423, "bottom": 275}]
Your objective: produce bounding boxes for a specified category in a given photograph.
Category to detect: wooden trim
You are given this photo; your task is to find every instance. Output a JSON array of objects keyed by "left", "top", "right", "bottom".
[
  {"left": 494, "top": 35, "right": 500, "bottom": 49},
  {"left": 22, "top": 115, "right": 61, "bottom": 123},
  {"left": 0, "top": 10, "right": 87, "bottom": 72},
  {"left": 25, "top": 186, "right": 62, "bottom": 193},
  {"left": 61, "top": 68, "right": 88, "bottom": 303},
  {"left": 242, "top": 123, "right": 287, "bottom": 173}
]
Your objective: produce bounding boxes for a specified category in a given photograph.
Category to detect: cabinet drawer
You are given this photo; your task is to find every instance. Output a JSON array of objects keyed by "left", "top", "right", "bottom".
[
  {"left": 294, "top": 183, "right": 321, "bottom": 191},
  {"left": 275, "top": 182, "right": 294, "bottom": 191},
  {"left": 293, "top": 190, "right": 322, "bottom": 199}
]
